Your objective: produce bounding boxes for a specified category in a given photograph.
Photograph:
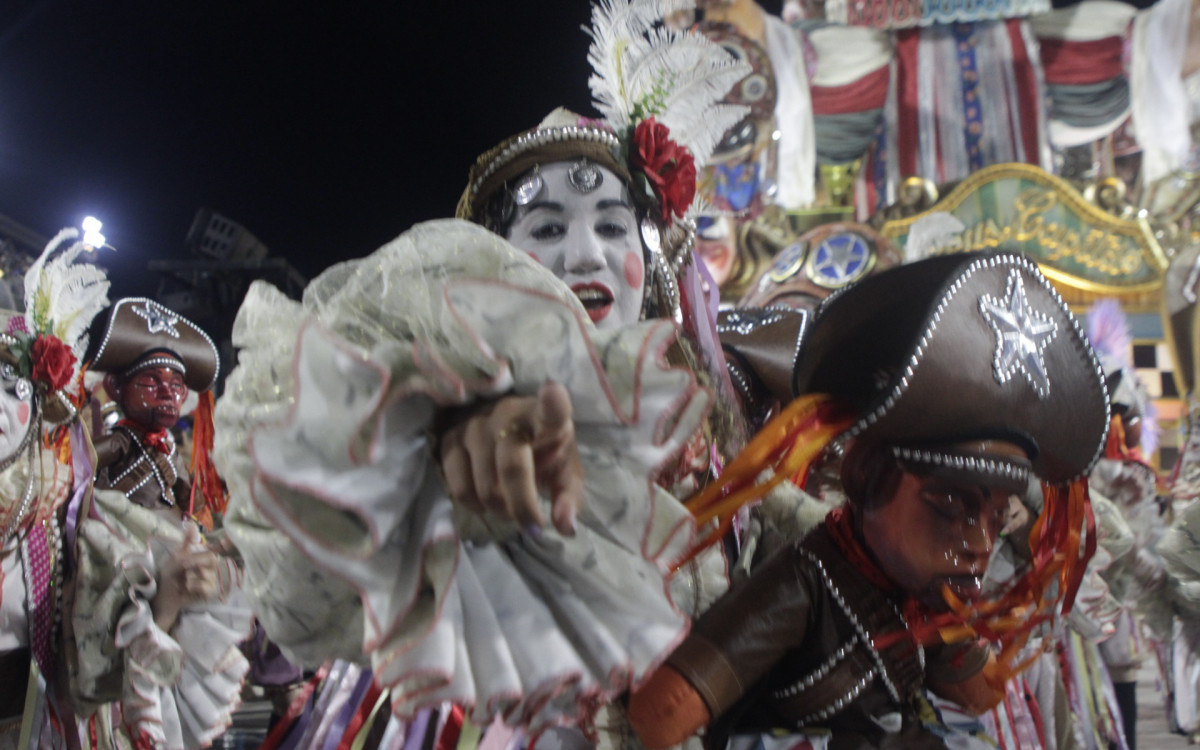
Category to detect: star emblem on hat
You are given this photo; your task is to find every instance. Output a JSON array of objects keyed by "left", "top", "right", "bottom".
[
  {"left": 132, "top": 303, "right": 181, "bottom": 339},
  {"left": 979, "top": 271, "right": 1058, "bottom": 399},
  {"left": 808, "top": 233, "right": 870, "bottom": 288}
]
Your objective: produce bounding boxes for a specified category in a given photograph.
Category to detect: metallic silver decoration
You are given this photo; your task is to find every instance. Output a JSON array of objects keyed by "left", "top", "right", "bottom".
[
  {"left": 15, "top": 379, "right": 31, "bottom": 401},
  {"left": 471, "top": 126, "right": 621, "bottom": 198},
  {"left": 513, "top": 169, "right": 543, "bottom": 206},
  {"left": 801, "top": 549, "right": 904, "bottom": 706},
  {"left": 132, "top": 303, "right": 182, "bottom": 338},
  {"left": 891, "top": 446, "right": 1029, "bottom": 484},
  {"left": 978, "top": 270, "right": 1058, "bottom": 399},
  {"left": 0, "top": 363, "right": 15, "bottom": 381},
  {"left": 567, "top": 160, "right": 603, "bottom": 193}
]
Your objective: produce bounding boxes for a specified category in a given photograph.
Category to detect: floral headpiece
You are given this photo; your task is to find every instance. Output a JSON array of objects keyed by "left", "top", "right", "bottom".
[
  {"left": 0, "top": 228, "right": 110, "bottom": 546},
  {"left": 0, "top": 228, "right": 112, "bottom": 427},
  {"left": 456, "top": 0, "right": 749, "bottom": 316}
]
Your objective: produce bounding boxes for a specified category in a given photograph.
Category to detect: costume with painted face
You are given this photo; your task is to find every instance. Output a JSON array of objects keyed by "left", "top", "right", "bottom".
[
  {"left": 212, "top": 5, "right": 757, "bottom": 737},
  {"left": 110, "top": 365, "right": 188, "bottom": 434},
  {"left": 71, "top": 297, "right": 250, "bottom": 750},
  {"left": 506, "top": 162, "right": 646, "bottom": 330},
  {"left": 88, "top": 299, "right": 219, "bottom": 519},
  {"left": 859, "top": 440, "right": 1028, "bottom": 610},
  {"left": 629, "top": 252, "right": 1111, "bottom": 749}
]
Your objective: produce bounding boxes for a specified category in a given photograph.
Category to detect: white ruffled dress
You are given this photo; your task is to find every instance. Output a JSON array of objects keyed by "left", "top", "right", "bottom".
[
  {"left": 214, "top": 219, "right": 728, "bottom": 733},
  {"left": 70, "top": 490, "right": 252, "bottom": 749}
]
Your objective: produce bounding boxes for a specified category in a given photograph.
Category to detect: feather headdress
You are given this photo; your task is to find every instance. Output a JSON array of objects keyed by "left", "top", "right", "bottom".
[
  {"left": 3, "top": 228, "right": 112, "bottom": 423},
  {"left": 458, "top": 0, "right": 750, "bottom": 322},
  {"left": 586, "top": 0, "right": 750, "bottom": 168},
  {"left": 0, "top": 227, "right": 111, "bottom": 544},
  {"left": 23, "top": 228, "right": 113, "bottom": 362},
  {"left": 459, "top": 0, "right": 748, "bottom": 228}
]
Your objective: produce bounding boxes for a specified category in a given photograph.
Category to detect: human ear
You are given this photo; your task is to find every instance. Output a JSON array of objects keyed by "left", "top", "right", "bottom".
[{"left": 102, "top": 373, "right": 121, "bottom": 402}]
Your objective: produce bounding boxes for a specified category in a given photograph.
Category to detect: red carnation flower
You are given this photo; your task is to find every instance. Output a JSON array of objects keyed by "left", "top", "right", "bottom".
[
  {"left": 630, "top": 118, "right": 697, "bottom": 222},
  {"left": 30, "top": 335, "right": 76, "bottom": 392}
]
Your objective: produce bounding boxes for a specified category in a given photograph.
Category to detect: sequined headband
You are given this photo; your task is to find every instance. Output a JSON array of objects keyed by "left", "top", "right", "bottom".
[{"left": 458, "top": 126, "right": 629, "bottom": 225}]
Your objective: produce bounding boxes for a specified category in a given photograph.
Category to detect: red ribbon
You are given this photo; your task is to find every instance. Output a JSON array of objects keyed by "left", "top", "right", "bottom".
[{"left": 116, "top": 420, "right": 171, "bottom": 454}]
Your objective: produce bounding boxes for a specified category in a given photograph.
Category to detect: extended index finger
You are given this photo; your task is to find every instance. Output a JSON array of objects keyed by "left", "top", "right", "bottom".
[{"left": 533, "top": 382, "right": 584, "bottom": 536}]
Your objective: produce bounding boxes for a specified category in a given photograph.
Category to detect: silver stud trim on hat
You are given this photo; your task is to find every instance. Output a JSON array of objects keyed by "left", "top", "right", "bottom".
[
  {"left": 716, "top": 309, "right": 788, "bottom": 336},
  {"left": 92, "top": 298, "right": 222, "bottom": 392},
  {"left": 132, "top": 302, "right": 182, "bottom": 338},
  {"left": 124, "top": 356, "right": 187, "bottom": 378},
  {"left": 847, "top": 254, "right": 1110, "bottom": 484},
  {"left": 891, "top": 446, "right": 1030, "bottom": 484}
]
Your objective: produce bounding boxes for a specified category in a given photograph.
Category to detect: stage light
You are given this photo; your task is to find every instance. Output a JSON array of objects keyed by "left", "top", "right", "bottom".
[{"left": 82, "top": 216, "right": 106, "bottom": 249}]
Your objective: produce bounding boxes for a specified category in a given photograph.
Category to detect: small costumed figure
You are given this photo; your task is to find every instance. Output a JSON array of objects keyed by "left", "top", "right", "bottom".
[
  {"left": 628, "top": 251, "right": 1111, "bottom": 750},
  {"left": 89, "top": 298, "right": 223, "bottom": 528},
  {"left": 66, "top": 297, "right": 251, "bottom": 750},
  {"left": 0, "top": 228, "right": 110, "bottom": 747}
]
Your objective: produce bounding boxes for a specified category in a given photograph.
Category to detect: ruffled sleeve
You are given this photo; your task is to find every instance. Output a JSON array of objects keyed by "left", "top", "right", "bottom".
[
  {"left": 70, "top": 489, "right": 253, "bottom": 749},
  {"left": 215, "top": 219, "right": 722, "bottom": 732}
]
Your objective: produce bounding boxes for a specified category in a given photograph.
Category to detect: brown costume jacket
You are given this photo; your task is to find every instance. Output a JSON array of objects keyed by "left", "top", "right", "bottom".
[{"left": 667, "top": 523, "right": 989, "bottom": 749}]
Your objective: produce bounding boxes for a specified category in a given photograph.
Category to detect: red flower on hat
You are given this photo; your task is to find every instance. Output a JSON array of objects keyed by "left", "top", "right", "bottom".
[
  {"left": 630, "top": 118, "right": 697, "bottom": 222},
  {"left": 30, "top": 335, "right": 76, "bottom": 391}
]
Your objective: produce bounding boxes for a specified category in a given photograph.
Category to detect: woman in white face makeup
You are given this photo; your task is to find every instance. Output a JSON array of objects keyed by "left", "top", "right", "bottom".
[
  {"left": 213, "top": 2, "right": 761, "bottom": 739},
  {"left": 504, "top": 161, "right": 645, "bottom": 331},
  {"left": 449, "top": 106, "right": 724, "bottom": 533}
]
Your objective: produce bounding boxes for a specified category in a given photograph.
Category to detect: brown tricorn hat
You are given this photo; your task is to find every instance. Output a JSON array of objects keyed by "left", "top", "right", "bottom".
[
  {"left": 793, "top": 251, "right": 1110, "bottom": 485},
  {"left": 89, "top": 298, "right": 219, "bottom": 393}
]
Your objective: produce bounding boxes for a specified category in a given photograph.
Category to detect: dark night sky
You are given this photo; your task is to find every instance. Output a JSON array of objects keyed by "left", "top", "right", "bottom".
[
  {"left": 0, "top": 2, "right": 784, "bottom": 299},
  {"left": 0, "top": 2, "right": 612, "bottom": 297}
]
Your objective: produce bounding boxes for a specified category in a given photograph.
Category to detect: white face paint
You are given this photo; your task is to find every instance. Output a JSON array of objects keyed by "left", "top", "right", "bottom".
[
  {"left": 0, "top": 359, "right": 33, "bottom": 464},
  {"left": 505, "top": 162, "right": 646, "bottom": 331}
]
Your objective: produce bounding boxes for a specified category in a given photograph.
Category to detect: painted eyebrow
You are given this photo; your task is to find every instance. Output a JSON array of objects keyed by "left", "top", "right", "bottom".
[
  {"left": 520, "top": 201, "right": 564, "bottom": 213},
  {"left": 597, "top": 198, "right": 633, "bottom": 211}
]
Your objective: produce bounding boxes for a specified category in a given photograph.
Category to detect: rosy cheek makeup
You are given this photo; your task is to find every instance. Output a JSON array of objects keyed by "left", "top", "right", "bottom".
[
  {"left": 623, "top": 251, "right": 644, "bottom": 290},
  {"left": 17, "top": 403, "right": 29, "bottom": 425}
]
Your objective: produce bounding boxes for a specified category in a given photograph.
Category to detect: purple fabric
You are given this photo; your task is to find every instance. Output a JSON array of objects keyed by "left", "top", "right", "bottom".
[
  {"left": 277, "top": 688, "right": 318, "bottom": 750},
  {"left": 245, "top": 620, "right": 304, "bottom": 686},
  {"left": 320, "top": 668, "right": 374, "bottom": 750},
  {"left": 63, "top": 421, "right": 93, "bottom": 572},
  {"left": 400, "top": 708, "right": 432, "bottom": 750},
  {"left": 683, "top": 250, "right": 737, "bottom": 402}
]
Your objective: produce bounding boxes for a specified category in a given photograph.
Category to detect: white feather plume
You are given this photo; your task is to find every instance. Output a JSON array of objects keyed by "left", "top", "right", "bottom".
[
  {"left": 22, "top": 228, "right": 112, "bottom": 360},
  {"left": 586, "top": 0, "right": 751, "bottom": 166}
]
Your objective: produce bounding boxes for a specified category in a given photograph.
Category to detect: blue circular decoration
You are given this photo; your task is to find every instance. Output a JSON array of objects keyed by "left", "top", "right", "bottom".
[
  {"left": 806, "top": 233, "right": 872, "bottom": 289},
  {"left": 768, "top": 241, "right": 807, "bottom": 283}
]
